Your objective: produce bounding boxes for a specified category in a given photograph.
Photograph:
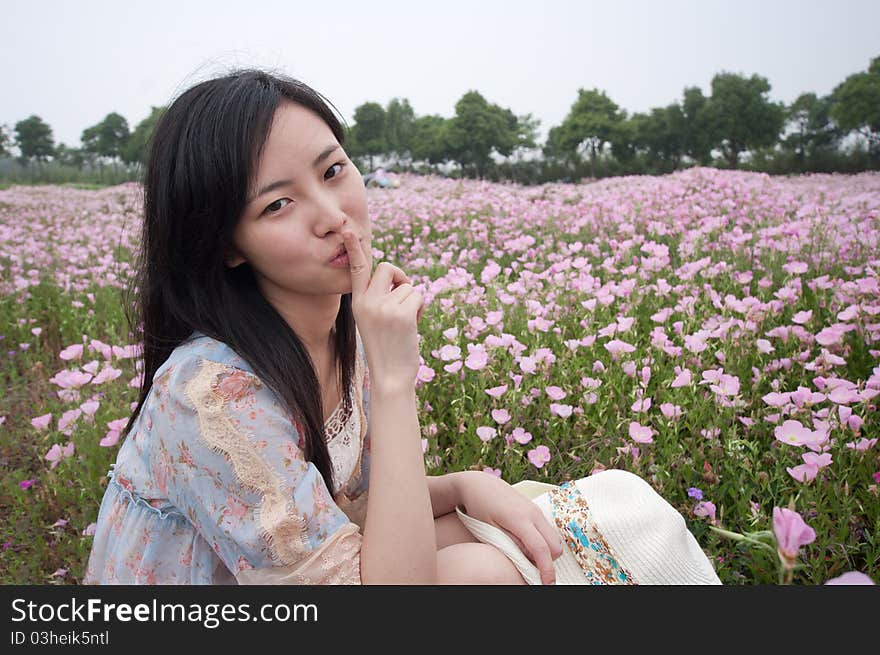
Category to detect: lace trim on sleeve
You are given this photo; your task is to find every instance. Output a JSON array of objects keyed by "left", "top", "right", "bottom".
[
  {"left": 183, "top": 359, "right": 310, "bottom": 565},
  {"left": 234, "top": 523, "right": 362, "bottom": 585}
]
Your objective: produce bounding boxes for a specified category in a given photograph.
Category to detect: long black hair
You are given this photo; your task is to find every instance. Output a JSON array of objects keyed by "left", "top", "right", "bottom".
[{"left": 123, "top": 69, "right": 357, "bottom": 493}]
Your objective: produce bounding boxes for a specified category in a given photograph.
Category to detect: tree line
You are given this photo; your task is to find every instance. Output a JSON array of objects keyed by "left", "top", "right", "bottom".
[{"left": 2, "top": 56, "right": 878, "bottom": 186}]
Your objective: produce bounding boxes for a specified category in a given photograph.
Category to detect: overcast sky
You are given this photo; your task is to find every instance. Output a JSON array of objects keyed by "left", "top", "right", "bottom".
[{"left": 3, "top": 0, "right": 878, "bottom": 147}]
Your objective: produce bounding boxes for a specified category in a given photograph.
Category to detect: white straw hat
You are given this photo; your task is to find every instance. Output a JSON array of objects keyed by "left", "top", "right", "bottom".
[{"left": 455, "top": 469, "right": 722, "bottom": 585}]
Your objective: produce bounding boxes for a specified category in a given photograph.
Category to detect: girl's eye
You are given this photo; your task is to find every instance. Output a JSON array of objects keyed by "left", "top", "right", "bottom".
[
  {"left": 263, "top": 198, "right": 292, "bottom": 215},
  {"left": 325, "top": 162, "right": 345, "bottom": 181}
]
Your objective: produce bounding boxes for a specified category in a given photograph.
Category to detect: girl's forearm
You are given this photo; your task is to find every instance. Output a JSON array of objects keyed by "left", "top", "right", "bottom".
[
  {"left": 427, "top": 471, "right": 467, "bottom": 518},
  {"left": 360, "top": 383, "right": 437, "bottom": 584}
]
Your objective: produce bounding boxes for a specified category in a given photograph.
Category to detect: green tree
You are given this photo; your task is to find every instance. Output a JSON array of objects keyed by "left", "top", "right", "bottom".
[
  {"left": 0, "top": 124, "right": 12, "bottom": 157},
  {"left": 54, "top": 143, "right": 85, "bottom": 168},
  {"left": 830, "top": 55, "right": 880, "bottom": 161},
  {"left": 547, "top": 88, "right": 626, "bottom": 177},
  {"left": 14, "top": 115, "right": 55, "bottom": 165},
  {"left": 704, "top": 73, "right": 786, "bottom": 168},
  {"left": 347, "top": 102, "right": 387, "bottom": 170},
  {"left": 543, "top": 124, "right": 577, "bottom": 169},
  {"left": 780, "top": 93, "right": 841, "bottom": 170},
  {"left": 384, "top": 98, "right": 415, "bottom": 165},
  {"left": 81, "top": 112, "right": 131, "bottom": 174},
  {"left": 681, "top": 87, "right": 716, "bottom": 165},
  {"left": 609, "top": 115, "right": 640, "bottom": 167},
  {"left": 122, "top": 106, "right": 165, "bottom": 166},
  {"left": 409, "top": 115, "right": 451, "bottom": 166},
  {"left": 446, "top": 91, "right": 539, "bottom": 178},
  {"left": 619, "top": 104, "right": 687, "bottom": 172}
]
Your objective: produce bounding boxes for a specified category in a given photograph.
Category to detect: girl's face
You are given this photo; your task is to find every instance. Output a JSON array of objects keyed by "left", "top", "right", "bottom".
[{"left": 225, "top": 101, "right": 371, "bottom": 298}]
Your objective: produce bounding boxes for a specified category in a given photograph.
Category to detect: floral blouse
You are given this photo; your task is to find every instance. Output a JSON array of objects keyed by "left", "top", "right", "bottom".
[{"left": 84, "top": 330, "right": 372, "bottom": 585}]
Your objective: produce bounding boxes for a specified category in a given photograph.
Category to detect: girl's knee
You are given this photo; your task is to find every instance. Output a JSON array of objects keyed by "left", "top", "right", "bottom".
[{"left": 436, "top": 542, "right": 527, "bottom": 585}]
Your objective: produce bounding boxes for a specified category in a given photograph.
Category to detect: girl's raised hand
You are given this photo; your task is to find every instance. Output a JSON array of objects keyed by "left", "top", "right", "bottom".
[{"left": 342, "top": 230, "right": 423, "bottom": 394}]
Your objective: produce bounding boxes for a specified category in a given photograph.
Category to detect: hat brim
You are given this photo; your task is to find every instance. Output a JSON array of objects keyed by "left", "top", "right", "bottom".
[{"left": 456, "top": 469, "right": 722, "bottom": 585}]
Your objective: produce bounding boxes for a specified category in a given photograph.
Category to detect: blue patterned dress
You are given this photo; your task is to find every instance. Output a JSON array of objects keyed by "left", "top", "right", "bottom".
[{"left": 84, "top": 330, "right": 371, "bottom": 585}]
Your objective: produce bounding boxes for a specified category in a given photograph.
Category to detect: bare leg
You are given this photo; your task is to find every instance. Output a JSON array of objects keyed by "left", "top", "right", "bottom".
[
  {"left": 434, "top": 511, "right": 479, "bottom": 550},
  {"left": 436, "top": 542, "right": 528, "bottom": 585},
  {"left": 434, "top": 512, "right": 528, "bottom": 584}
]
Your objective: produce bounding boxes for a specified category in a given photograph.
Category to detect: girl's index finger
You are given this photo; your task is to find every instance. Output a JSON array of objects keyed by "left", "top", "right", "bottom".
[{"left": 342, "top": 231, "right": 369, "bottom": 297}]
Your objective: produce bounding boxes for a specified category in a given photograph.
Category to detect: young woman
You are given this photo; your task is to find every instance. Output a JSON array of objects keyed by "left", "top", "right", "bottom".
[
  {"left": 84, "top": 69, "right": 721, "bottom": 586},
  {"left": 83, "top": 69, "right": 566, "bottom": 585}
]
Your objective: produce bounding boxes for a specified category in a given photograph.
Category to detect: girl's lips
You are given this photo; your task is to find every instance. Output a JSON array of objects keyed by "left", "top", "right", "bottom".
[
  {"left": 328, "top": 244, "right": 347, "bottom": 262},
  {"left": 328, "top": 251, "right": 350, "bottom": 267}
]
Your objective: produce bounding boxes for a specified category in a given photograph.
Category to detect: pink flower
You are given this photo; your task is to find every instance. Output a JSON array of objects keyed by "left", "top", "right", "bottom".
[
  {"left": 31, "top": 413, "right": 52, "bottom": 431},
  {"left": 774, "top": 419, "right": 827, "bottom": 449},
  {"left": 693, "top": 501, "right": 716, "bottom": 521},
  {"left": 549, "top": 403, "right": 573, "bottom": 418},
  {"left": 82, "top": 523, "right": 97, "bottom": 536},
  {"left": 100, "top": 418, "right": 128, "bottom": 447},
  {"left": 659, "top": 402, "right": 681, "bottom": 420},
  {"left": 527, "top": 445, "right": 551, "bottom": 468},
  {"left": 604, "top": 338, "right": 636, "bottom": 361},
  {"left": 45, "top": 444, "right": 64, "bottom": 469},
  {"left": 476, "top": 426, "right": 497, "bottom": 442},
  {"left": 762, "top": 392, "right": 791, "bottom": 407},
  {"left": 80, "top": 400, "right": 100, "bottom": 417},
  {"left": 545, "top": 386, "right": 567, "bottom": 400},
  {"left": 802, "top": 452, "right": 832, "bottom": 469},
  {"left": 786, "top": 463, "right": 818, "bottom": 483},
  {"left": 845, "top": 437, "right": 877, "bottom": 451},
  {"left": 628, "top": 421, "right": 654, "bottom": 444},
  {"left": 756, "top": 339, "right": 774, "bottom": 354},
  {"left": 491, "top": 409, "right": 511, "bottom": 424},
  {"left": 792, "top": 310, "right": 812, "bottom": 324},
  {"left": 20, "top": 479, "right": 36, "bottom": 490},
  {"left": 58, "top": 408, "right": 82, "bottom": 432},
  {"left": 482, "top": 467, "right": 502, "bottom": 477},
  {"left": 511, "top": 427, "right": 532, "bottom": 445},
  {"left": 444, "top": 360, "right": 463, "bottom": 374},
  {"left": 485, "top": 384, "right": 508, "bottom": 398},
  {"left": 670, "top": 368, "right": 692, "bottom": 388},
  {"left": 773, "top": 507, "right": 816, "bottom": 567},
  {"left": 91, "top": 365, "right": 122, "bottom": 385},
  {"left": 59, "top": 344, "right": 84, "bottom": 360},
  {"left": 439, "top": 344, "right": 461, "bottom": 361},
  {"left": 824, "top": 571, "right": 875, "bottom": 585}
]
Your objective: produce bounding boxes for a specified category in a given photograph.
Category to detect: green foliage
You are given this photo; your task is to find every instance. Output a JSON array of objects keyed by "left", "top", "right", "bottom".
[
  {"left": 681, "top": 86, "right": 716, "bottom": 165},
  {"left": 445, "top": 91, "right": 536, "bottom": 178},
  {"left": 81, "top": 112, "right": 130, "bottom": 164},
  {"left": 547, "top": 88, "right": 626, "bottom": 177},
  {"left": 384, "top": 98, "right": 416, "bottom": 164},
  {"left": 779, "top": 93, "right": 843, "bottom": 172},
  {"left": 614, "top": 104, "right": 688, "bottom": 172},
  {"left": 704, "top": 72, "right": 786, "bottom": 169},
  {"left": 409, "top": 114, "right": 451, "bottom": 165},
  {"left": 830, "top": 56, "right": 880, "bottom": 160},
  {"left": 0, "top": 124, "right": 11, "bottom": 158},
  {"left": 5, "top": 54, "right": 880, "bottom": 187},
  {"left": 52, "top": 143, "right": 85, "bottom": 168},
  {"left": 347, "top": 102, "right": 387, "bottom": 169},
  {"left": 122, "top": 106, "right": 165, "bottom": 166},
  {"left": 14, "top": 115, "right": 55, "bottom": 162}
]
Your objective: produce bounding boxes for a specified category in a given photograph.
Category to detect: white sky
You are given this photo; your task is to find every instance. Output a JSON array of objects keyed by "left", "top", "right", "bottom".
[{"left": 3, "top": 0, "right": 878, "bottom": 147}]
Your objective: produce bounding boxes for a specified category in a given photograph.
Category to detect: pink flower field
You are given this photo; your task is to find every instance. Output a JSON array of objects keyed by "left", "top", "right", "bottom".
[{"left": 1, "top": 167, "right": 878, "bottom": 584}]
